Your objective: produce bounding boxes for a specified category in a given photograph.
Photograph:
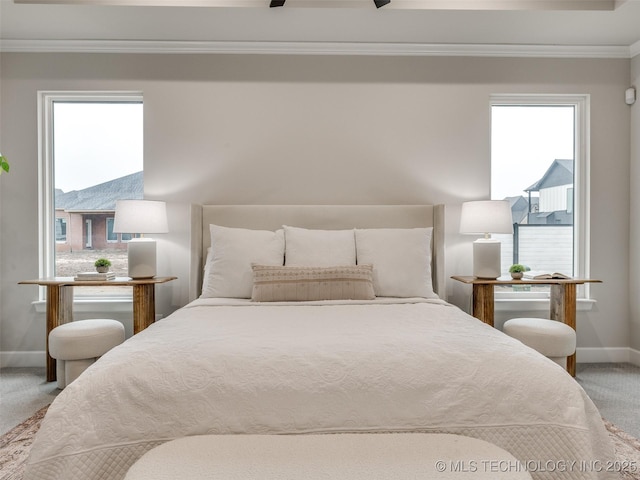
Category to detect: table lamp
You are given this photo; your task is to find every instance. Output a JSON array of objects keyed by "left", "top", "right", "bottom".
[
  {"left": 113, "top": 200, "right": 168, "bottom": 279},
  {"left": 459, "top": 200, "right": 513, "bottom": 279}
]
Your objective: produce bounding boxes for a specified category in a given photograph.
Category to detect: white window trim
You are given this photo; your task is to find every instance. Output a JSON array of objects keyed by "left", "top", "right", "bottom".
[
  {"left": 37, "top": 91, "right": 143, "bottom": 302},
  {"left": 33, "top": 298, "right": 133, "bottom": 314},
  {"left": 495, "top": 297, "right": 596, "bottom": 313},
  {"left": 490, "top": 94, "right": 591, "bottom": 300}
]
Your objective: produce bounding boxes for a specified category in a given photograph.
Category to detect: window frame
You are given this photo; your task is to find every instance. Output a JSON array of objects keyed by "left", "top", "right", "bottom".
[
  {"left": 37, "top": 91, "right": 143, "bottom": 303},
  {"left": 490, "top": 94, "right": 591, "bottom": 303}
]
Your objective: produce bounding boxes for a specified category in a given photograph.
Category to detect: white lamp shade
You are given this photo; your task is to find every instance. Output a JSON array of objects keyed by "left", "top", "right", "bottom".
[
  {"left": 459, "top": 200, "right": 513, "bottom": 236},
  {"left": 113, "top": 200, "right": 168, "bottom": 234}
]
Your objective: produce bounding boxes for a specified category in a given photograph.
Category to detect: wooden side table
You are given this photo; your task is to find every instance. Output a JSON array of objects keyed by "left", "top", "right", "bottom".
[
  {"left": 451, "top": 275, "right": 600, "bottom": 377},
  {"left": 20, "top": 276, "right": 177, "bottom": 382}
]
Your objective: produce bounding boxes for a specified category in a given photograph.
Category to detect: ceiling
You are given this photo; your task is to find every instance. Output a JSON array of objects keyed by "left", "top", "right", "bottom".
[{"left": 2, "top": 0, "right": 640, "bottom": 57}]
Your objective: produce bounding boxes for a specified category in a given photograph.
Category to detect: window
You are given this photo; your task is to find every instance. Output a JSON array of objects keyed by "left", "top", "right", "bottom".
[
  {"left": 490, "top": 95, "right": 590, "bottom": 298},
  {"left": 106, "top": 218, "right": 136, "bottom": 243},
  {"left": 38, "top": 92, "right": 143, "bottom": 299},
  {"left": 55, "top": 218, "right": 67, "bottom": 243},
  {"left": 106, "top": 218, "right": 117, "bottom": 243}
]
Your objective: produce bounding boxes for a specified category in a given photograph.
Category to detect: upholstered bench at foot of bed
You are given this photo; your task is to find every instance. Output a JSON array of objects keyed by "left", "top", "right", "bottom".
[
  {"left": 48, "top": 319, "right": 125, "bottom": 389},
  {"left": 124, "top": 433, "right": 532, "bottom": 480},
  {"left": 503, "top": 317, "right": 576, "bottom": 370}
]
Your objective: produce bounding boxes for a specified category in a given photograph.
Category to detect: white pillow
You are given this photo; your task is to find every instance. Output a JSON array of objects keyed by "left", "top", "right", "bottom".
[
  {"left": 201, "top": 225, "right": 285, "bottom": 298},
  {"left": 284, "top": 226, "right": 356, "bottom": 266},
  {"left": 354, "top": 227, "right": 436, "bottom": 298}
]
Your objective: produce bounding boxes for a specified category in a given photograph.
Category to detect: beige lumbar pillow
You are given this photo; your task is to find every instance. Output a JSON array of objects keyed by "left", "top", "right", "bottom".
[{"left": 251, "top": 264, "right": 375, "bottom": 302}]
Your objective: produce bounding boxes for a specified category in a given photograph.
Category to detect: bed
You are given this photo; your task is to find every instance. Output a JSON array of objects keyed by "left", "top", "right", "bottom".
[{"left": 25, "top": 205, "right": 615, "bottom": 480}]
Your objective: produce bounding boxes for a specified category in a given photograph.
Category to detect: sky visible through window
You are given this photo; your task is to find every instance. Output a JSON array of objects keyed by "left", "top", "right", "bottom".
[
  {"left": 491, "top": 105, "right": 574, "bottom": 201},
  {"left": 54, "top": 102, "right": 143, "bottom": 193}
]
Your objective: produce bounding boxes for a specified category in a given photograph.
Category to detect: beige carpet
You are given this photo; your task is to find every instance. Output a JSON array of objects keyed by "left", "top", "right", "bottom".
[{"left": 1, "top": 407, "right": 639, "bottom": 480}]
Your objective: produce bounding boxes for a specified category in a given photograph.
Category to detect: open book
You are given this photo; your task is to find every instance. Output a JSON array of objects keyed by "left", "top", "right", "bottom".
[{"left": 523, "top": 272, "right": 571, "bottom": 280}]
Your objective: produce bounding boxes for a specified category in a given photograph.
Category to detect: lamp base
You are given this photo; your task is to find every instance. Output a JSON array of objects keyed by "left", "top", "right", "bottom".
[
  {"left": 127, "top": 238, "right": 157, "bottom": 279},
  {"left": 473, "top": 239, "right": 502, "bottom": 279}
]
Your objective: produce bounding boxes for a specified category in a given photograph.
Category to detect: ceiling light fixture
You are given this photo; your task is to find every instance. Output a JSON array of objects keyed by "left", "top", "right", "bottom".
[
  {"left": 270, "top": 0, "right": 285, "bottom": 6},
  {"left": 374, "top": 0, "right": 390, "bottom": 7}
]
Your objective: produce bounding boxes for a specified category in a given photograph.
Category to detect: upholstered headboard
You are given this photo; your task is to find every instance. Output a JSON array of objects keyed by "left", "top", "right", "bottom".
[{"left": 190, "top": 204, "right": 445, "bottom": 301}]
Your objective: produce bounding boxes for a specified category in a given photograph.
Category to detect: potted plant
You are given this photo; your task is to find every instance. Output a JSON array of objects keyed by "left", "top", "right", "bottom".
[
  {"left": 94, "top": 258, "right": 112, "bottom": 273},
  {"left": 509, "top": 264, "right": 527, "bottom": 280}
]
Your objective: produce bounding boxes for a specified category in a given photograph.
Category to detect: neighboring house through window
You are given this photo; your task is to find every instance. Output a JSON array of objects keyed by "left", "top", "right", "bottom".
[{"left": 38, "top": 92, "right": 143, "bottom": 299}]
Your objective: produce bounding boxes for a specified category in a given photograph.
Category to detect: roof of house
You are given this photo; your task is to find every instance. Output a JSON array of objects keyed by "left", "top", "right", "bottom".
[
  {"left": 525, "top": 159, "right": 573, "bottom": 192},
  {"left": 505, "top": 195, "right": 538, "bottom": 224},
  {"left": 55, "top": 171, "right": 143, "bottom": 211}
]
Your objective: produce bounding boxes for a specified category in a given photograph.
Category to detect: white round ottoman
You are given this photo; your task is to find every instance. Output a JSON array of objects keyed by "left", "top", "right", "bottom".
[
  {"left": 125, "top": 433, "right": 532, "bottom": 480},
  {"left": 503, "top": 317, "right": 576, "bottom": 369},
  {"left": 48, "top": 319, "right": 125, "bottom": 389}
]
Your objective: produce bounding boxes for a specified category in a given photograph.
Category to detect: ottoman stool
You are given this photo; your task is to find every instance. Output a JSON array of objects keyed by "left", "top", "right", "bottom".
[
  {"left": 503, "top": 317, "right": 576, "bottom": 370},
  {"left": 125, "top": 433, "right": 532, "bottom": 480},
  {"left": 48, "top": 319, "right": 125, "bottom": 389}
]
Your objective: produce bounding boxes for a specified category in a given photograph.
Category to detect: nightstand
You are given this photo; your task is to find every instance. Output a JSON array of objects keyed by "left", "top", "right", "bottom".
[{"left": 451, "top": 275, "right": 601, "bottom": 377}]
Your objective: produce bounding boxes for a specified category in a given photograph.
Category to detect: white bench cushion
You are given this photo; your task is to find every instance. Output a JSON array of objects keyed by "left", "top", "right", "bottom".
[
  {"left": 125, "top": 433, "right": 532, "bottom": 480},
  {"left": 503, "top": 318, "right": 576, "bottom": 358},
  {"left": 49, "top": 319, "right": 125, "bottom": 360}
]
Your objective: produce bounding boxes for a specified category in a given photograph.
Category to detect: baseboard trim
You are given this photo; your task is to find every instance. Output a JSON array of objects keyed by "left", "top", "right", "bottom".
[
  {"left": 577, "top": 347, "right": 640, "bottom": 366},
  {"left": 0, "top": 351, "right": 47, "bottom": 368},
  {"left": 3, "top": 348, "right": 640, "bottom": 368},
  {"left": 629, "top": 348, "right": 640, "bottom": 366}
]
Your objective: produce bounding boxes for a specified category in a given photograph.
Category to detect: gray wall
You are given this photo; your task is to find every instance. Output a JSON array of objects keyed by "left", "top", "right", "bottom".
[
  {"left": 0, "top": 53, "right": 633, "bottom": 364},
  {"left": 631, "top": 54, "right": 640, "bottom": 358}
]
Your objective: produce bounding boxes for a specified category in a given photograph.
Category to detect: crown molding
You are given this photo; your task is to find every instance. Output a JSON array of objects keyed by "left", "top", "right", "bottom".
[
  {"left": 0, "top": 39, "right": 632, "bottom": 58},
  {"left": 13, "top": 0, "right": 619, "bottom": 10}
]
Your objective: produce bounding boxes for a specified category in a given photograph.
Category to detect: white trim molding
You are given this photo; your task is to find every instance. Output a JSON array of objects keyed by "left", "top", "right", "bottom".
[
  {"left": 0, "top": 351, "right": 47, "bottom": 368},
  {"left": 631, "top": 347, "right": 640, "bottom": 366},
  {"left": 31, "top": 299, "right": 133, "bottom": 314},
  {"left": 0, "top": 39, "right": 633, "bottom": 58},
  {"left": 12, "top": 0, "right": 621, "bottom": 10},
  {"left": 577, "top": 347, "right": 640, "bottom": 365},
  {"left": 496, "top": 298, "right": 597, "bottom": 312}
]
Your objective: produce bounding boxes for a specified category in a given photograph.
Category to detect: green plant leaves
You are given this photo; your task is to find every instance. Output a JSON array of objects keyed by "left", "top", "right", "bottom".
[{"left": 0, "top": 155, "right": 9, "bottom": 174}]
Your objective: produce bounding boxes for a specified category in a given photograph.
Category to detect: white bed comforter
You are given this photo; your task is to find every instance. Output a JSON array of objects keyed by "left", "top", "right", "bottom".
[{"left": 25, "top": 299, "right": 615, "bottom": 480}]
